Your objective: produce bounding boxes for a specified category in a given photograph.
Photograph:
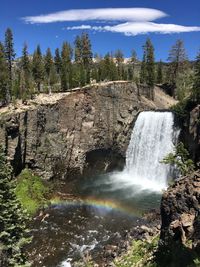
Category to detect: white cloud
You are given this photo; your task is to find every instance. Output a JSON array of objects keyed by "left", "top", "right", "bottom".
[
  {"left": 23, "top": 8, "right": 167, "bottom": 24},
  {"left": 95, "top": 22, "right": 200, "bottom": 36},
  {"left": 22, "top": 7, "right": 200, "bottom": 36},
  {"left": 65, "top": 25, "right": 92, "bottom": 30},
  {"left": 66, "top": 22, "right": 200, "bottom": 36}
]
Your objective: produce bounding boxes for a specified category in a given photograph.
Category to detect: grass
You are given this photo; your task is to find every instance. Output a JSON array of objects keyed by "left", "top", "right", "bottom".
[
  {"left": 115, "top": 236, "right": 159, "bottom": 267},
  {"left": 15, "top": 169, "right": 49, "bottom": 215}
]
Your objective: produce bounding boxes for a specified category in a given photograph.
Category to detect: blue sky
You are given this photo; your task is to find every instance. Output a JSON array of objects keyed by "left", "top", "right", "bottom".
[{"left": 0, "top": 0, "right": 200, "bottom": 61}]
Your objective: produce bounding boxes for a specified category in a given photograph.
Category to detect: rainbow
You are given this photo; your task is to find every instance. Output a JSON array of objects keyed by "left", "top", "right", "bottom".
[{"left": 50, "top": 197, "right": 143, "bottom": 218}]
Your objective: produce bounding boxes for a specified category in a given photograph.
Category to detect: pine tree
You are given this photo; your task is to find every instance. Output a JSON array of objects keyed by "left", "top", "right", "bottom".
[
  {"left": 61, "top": 42, "right": 73, "bottom": 90},
  {"left": 74, "top": 35, "right": 84, "bottom": 86},
  {"left": 140, "top": 49, "right": 147, "bottom": 84},
  {"left": 100, "top": 53, "right": 118, "bottom": 81},
  {"left": 4, "top": 28, "right": 15, "bottom": 103},
  {"left": 49, "top": 64, "right": 58, "bottom": 92},
  {"left": 73, "top": 33, "right": 93, "bottom": 85},
  {"left": 74, "top": 35, "right": 82, "bottom": 64},
  {"left": 157, "top": 60, "right": 163, "bottom": 84},
  {"left": 146, "top": 39, "right": 155, "bottom": 88},
  {"left": 0, "top": 146, "right": 30, "bottom": 266},
  {"left": 81, "top": 33, "right": 92, "bottom": 67},
  {"left": 140, "top": 39, "right": 155, "bottom": 99},
  {"left": 110, "top": 55, "right": 118, "bottom": 81},
  {"left": 21, "top": 43, "right": 30, "bottom": 75},
  {"left": 81, "top": 33, "right": 93, "bottom": 83},
  {"left": 20, "top": 43, "right": 31, "bottom": 97},
  {"left": 44, "top": 48, "right": 53, "bottom": 81},
  {"left": 90, "top": 53, "right": 100, "bottom": 82},
  {"left": 167, "top": 40, "right": 188, "bottom": 90},
  {"left": 101, "top": 53, "right": 111, "bottom": 81},
  {"left": 115, "top": 49, "right": 124, "bottom": 80},
  {"left": 12, "top": 71, "right": 21, "bottom": 100},
  {"left": 32, "top": 45, "right": 45, "bottom": 92},
  {"left": 13, "top": 70, "right": 27, "bottom": 101},
  {"left": 54, "top": 48, "right": 62, "bottom": 74},
  {"left": 0, "top": 42, "right": 9, "bottom": 105},
  {"left": 192, "top": 50, "right": 200, "bottom": 102},
  {"left": 130, "top": 49, "right": 137, "bottom": 80}
]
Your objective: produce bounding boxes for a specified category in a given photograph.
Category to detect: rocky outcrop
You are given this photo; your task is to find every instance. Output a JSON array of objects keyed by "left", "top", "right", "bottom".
[
  {"left": 159, "top": 170, "right": 200, "bottom": 265},
  {"left": 0, "top": 82, "right": 159, "bottom": 179},
  {"left": 160, "top": 171, "right": 200, "bottom": 244}
]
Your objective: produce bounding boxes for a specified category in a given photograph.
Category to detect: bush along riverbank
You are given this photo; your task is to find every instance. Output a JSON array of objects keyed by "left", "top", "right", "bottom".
[{"left": 15, "top": 169, "right": 50, "bottom": 215}]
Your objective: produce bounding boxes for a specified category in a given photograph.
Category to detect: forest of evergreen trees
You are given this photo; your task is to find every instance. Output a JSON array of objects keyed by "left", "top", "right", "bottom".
[{"left": 0, "top": 28, "right": 200, "bottom": 105}]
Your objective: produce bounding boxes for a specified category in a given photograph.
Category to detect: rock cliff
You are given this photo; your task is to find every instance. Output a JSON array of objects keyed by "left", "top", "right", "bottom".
[
  {"left": 0, "top": 81, "right": 165, "bottom": 180},
  {"left": 160, "top": 171, "right": 200, "bottom": 245},
  {"left": 158, "top": 170, "right": 200, "bottom": 266},
  {"left": 180, "top": 104, "right": 200, "bottom": 165}
]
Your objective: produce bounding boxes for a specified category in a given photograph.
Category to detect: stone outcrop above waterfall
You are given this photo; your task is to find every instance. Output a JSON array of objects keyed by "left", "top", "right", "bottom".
[{"left": 0, "top": 81, "right": 170, "bottom": 180}]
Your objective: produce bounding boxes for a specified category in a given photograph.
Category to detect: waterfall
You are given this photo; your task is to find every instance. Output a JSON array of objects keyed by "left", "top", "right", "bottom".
[{"left": 122, "top": 111, "right": 178, "bottom": 191}]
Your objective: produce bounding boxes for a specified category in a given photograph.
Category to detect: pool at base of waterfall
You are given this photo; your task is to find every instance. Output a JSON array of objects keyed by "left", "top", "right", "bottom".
[{"left": 27, "top": 171, "right": 162, "bottom": 267}]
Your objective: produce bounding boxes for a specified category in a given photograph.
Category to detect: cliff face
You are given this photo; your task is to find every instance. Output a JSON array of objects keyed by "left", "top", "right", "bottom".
[
  {"left": 159, "top": 171, "right": 200, "bottom": 265},
  {"left": 160, "top": 171, "right": 200, "bottom": 243},
  {"left": 0, "top": 82, "right": 158, "bottom": 179},
  {"left": 180, "top": 104, "right": 200, "bottom": 164}
]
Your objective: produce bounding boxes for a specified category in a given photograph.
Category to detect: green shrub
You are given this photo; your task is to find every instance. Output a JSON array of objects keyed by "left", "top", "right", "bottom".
[
  {"left": 115, "top": 236, "right": 159, "bottom": 267},
  {"left": 15, "top": 169, "right": 49, "bottom": 215},
  {"left": 162, "top": 142, "right": 194, "bottom": 176}
]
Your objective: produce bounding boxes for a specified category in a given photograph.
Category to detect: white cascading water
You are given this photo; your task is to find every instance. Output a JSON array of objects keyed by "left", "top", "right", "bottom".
[
  {"left": 125, "top": 111, "right": 177, "bottom": 191},
  {"left": 110, "top": 111, "right": 179, "bottom": 192}
]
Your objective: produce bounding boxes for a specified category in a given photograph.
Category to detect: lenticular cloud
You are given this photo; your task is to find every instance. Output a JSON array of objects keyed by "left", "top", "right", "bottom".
[
  {"left": 95, "top": 22, "right": 200, "bottom": 36},
  {"left": 23, "top": 8, "right": 167, "bottom": 24},
  {"left": 22, "top": 7, "right": 200, "bottom": 36}
]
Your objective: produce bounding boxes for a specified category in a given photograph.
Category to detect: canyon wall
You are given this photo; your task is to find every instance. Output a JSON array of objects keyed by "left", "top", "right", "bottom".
[{"left": 0, "top": 82, "right": 158, "bottom": 179}]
